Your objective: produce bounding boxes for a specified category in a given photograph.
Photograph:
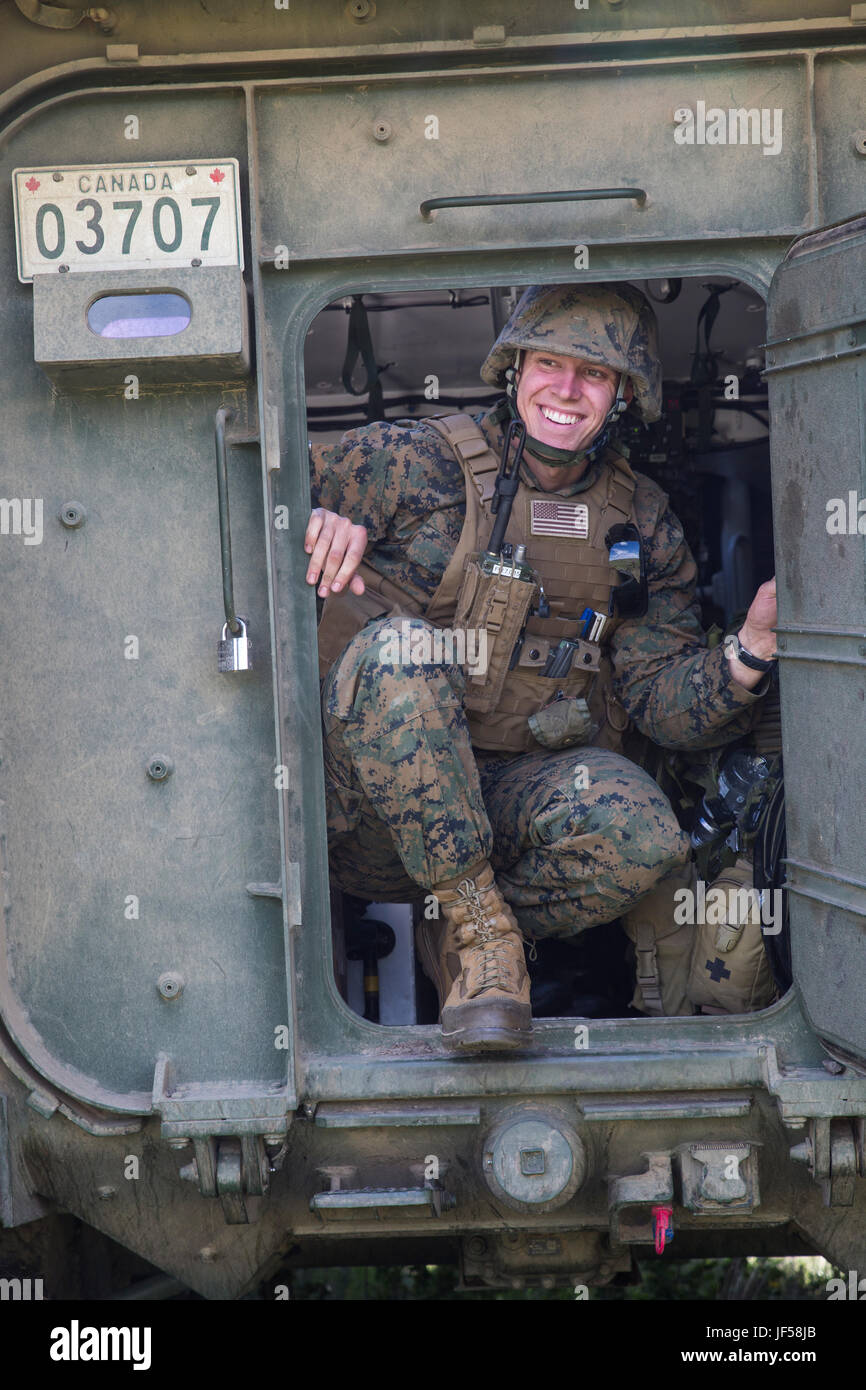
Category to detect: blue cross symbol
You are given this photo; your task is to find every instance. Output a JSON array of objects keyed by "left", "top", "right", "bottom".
[{"left": 706, "top": 957, "right": 732, "bottom": 983}]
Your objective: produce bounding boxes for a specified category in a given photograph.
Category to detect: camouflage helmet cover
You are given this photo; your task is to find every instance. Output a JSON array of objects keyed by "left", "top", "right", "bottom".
[{"left": 481, "top": 282, "right": 662, "bottom": 423}]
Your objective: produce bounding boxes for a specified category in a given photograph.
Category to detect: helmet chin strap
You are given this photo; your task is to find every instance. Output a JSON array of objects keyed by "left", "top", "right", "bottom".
[{"left": 505, "top": 350, "right": 629, "bottom": 469}]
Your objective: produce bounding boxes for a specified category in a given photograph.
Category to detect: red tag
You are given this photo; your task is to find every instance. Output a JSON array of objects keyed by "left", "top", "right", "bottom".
[{"left": 652, "top": 1205, "right": 674, "bottom": 1254}]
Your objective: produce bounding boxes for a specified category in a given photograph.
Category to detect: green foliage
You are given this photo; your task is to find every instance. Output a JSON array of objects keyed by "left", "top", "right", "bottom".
[{"left": 280, "top": 1255, "right": 836, "bottom": 1301}]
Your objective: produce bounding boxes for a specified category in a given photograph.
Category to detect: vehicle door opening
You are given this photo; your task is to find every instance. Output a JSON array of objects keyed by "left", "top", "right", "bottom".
[{"left": 305, "top": 277, "right": 787, "bottom": 1030}]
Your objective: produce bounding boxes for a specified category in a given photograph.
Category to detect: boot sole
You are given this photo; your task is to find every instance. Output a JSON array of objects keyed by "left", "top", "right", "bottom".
[{"left": 441, "top": 1001, "right": 532, "bottom": 1053}]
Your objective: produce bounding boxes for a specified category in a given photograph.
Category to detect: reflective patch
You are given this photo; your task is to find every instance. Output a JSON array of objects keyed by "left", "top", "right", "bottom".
[{"left": 530, "top": 499, "right": 589, "bottom": 538}]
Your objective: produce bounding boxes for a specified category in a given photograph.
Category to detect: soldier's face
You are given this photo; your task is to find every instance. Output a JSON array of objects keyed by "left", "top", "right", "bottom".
[{"left": 515, "top": 349, "right": 630, "bottom": 489}]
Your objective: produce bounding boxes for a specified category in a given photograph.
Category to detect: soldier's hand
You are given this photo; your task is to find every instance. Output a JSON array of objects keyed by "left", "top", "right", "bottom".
[
  {"left": 740, "top": 576, "right": 778, "bottom": 662},
  {"left": 304, "top": 508, "right": 368, "bottom": 598}
]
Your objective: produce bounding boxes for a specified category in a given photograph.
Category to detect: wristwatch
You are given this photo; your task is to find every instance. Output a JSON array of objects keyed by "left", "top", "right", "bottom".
[{"left": 723, "top": 630, "right": 777, "bottom": 672}]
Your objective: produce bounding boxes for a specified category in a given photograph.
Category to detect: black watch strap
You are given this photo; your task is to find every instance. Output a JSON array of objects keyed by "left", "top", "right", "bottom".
[{"left": 724, "top": 632, "right": 777, "bottom": 672}]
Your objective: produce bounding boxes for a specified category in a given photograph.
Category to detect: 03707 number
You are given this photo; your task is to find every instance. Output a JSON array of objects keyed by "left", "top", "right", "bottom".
[{"left": 32, "top": 195, "right": 221, "bottom": 260}]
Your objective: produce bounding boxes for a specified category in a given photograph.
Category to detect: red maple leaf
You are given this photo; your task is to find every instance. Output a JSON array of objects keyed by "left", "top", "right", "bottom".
[
  {"left": 25, "top": 176, "right": 40, "bottom": 192},
  {"left": 209, "top": 168, "right": 225, "bottom": 184}
]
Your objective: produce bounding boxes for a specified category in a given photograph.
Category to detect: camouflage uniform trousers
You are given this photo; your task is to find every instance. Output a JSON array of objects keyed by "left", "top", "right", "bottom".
[{"left": 322, "top": 617, "right": 690, "bottom": 940}]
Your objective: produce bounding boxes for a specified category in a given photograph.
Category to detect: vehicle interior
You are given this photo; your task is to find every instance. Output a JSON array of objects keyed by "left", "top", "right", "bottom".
[{"left": 305, "top": 277, "right": 789, "bottom": 1028}]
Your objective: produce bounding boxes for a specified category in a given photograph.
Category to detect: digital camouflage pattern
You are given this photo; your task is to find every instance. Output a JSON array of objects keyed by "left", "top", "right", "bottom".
[
  {"left": 480, "top": 282, "right": 663, "bottom": 422},
  {"left": 311, "top": 406, "right": 768, "bottom": 753},
  {"left": 312, "top": 322, "right": 769, "bottom": 936},
  {"left": 322, "top": 616, "right": 690, "bottom": 939}
]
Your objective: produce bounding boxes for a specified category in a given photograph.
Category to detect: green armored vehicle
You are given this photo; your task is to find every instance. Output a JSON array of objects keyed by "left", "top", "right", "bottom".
[{"left": 0, "top": 0, "right": 865, "bottom": 1299}]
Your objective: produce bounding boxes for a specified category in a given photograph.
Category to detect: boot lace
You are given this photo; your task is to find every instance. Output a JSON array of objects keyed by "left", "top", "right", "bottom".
[
  {"left": 453, "top": 876, "right": 499, "bottom": 946},
  {"left": 463, "top": 941, "right": 521, "bottom": 997}
]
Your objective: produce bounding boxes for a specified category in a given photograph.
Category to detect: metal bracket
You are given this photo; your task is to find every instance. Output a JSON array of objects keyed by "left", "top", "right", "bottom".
[
  {"left": 608, "top": 1151, "right": 674, "bottom": 1245},
  {"left": 311, "top": 1179, "right": 456, "bottom": 1223},
  {"left": 678, "top": 1141, "right": 760, "bottom": 1214},
  {"left": 153, "top": 1053, "right": 290, "bottom": 1221},
  {"left": 789, "top": 1116, "right": 860, "bottom": 1206},
  {"left": 178, "top": 1134, "right": 273, "bottom": 1224}
]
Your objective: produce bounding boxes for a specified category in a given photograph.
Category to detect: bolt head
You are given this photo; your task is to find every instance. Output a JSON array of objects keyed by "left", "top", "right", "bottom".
[
  {"left": 157, "top": 971, "right": 185, "bottom": 1000},
  {"left": 59, "top": 502, "right": 85, "bottom": 529},
  {"left": 146, "top": 756, "right": 174, "bottom": 781}
]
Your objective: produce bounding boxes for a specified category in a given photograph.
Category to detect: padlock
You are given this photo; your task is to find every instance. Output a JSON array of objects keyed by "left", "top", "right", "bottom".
[{"left": 218, "top": 617, "right": 251, "bottom": 672}]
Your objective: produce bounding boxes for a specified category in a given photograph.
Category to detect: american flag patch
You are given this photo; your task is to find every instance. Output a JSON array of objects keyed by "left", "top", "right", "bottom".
[{"left": 530, "top": 499, "right": 589, "bottom": 539}]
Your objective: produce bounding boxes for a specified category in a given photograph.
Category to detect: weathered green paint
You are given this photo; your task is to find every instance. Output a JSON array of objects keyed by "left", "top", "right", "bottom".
[{"left": 0, "top": 2, "right": 865, "bottom": 1296}]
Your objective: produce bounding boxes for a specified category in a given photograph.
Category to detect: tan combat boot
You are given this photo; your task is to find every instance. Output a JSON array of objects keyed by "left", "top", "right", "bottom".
[{"left": 417, "top": 862, "right": 532, "bottom": 1052}]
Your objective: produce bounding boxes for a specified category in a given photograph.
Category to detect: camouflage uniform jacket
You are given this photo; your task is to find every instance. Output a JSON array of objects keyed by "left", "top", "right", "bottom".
[{"left": 310, "top": 405, "right": 767, "bottom": 751}]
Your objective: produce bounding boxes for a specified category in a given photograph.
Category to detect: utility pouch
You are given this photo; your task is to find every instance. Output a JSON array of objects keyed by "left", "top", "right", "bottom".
[
  {"left": 453, "top": 550, "right": 538, "bottom": 715},
  {"left": 621, "top": 864, "right": 698, "bottom": 1017},
  {"left": 686, "top": 859, "right": 776, "bottom": 1015},
  {"left": 528, "top": 696, "right": 596, "bottom": 750}
]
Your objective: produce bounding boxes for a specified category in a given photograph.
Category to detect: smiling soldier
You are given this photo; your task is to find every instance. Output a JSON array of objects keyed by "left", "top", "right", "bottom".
[{"left": 307, "top": 282, "right": 778, "bottom": 1052}]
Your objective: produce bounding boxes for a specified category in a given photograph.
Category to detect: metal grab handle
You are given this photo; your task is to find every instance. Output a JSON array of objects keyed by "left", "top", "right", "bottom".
[
  {"left": 419, "top": 187, "right": 646, "bottom": 218},
  {"left": 215, "top": 405, "right": 240, "bottom": 635}
]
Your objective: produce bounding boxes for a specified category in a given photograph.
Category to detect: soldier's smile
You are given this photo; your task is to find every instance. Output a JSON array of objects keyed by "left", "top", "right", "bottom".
[
  {"left": 538, "top": 405, "right": 586, "bottom": 427},
  {"left": 516, "top": 349, "right": 622, "bottom": 459}
]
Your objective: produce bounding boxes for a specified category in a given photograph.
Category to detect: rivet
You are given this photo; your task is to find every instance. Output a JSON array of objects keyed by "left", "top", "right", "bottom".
[
  {"left": 58, "top": 265, "right": 69, "bottom": 274},
  {"left": 186, "top": 165, "right": 197, "bottom": 176},
  {"left": 346, "top": 0, "right": 374, "bottom": 20},
  {"left": 191, "top": 257, "right": 202, "bottom": 267},
  {"left": 96, "top": 1185, "right": 117, "bottom": 1201},
  {"left": 59, "top": 502, "right": 86, "bottom": 529},
  {"left": 157, "top": 971, "right": 184, "bottom": 1001},
  {"left": 852, "top": 131, "right": 866, "bottom": 156},
  {"left": 529, "top": 648, "right": 540, "bottom": 660},
  {"left": 146, "top": 756, "right": 173, "bottom": 781},
  {"left": 373, "top": 119, "right": 392, "bottom": 142},
  {"left": 52, "top": 171, "right": 64, "bottom": 182}
]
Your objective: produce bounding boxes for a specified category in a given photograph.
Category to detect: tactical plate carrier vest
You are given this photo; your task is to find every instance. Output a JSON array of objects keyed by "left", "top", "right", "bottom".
[{"left": 317, "top": 413, "right": 639, "bottom": 756}]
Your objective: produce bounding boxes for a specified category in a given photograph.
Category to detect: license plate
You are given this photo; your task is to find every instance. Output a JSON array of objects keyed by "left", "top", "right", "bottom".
[{"left": 12, "top": 159, "right": 243, "bottom": 282}]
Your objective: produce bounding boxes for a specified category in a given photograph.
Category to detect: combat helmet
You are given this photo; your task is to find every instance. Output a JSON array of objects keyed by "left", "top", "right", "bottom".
[{"left": 481, "top": 282, "right": 662, "bottom": 467}]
